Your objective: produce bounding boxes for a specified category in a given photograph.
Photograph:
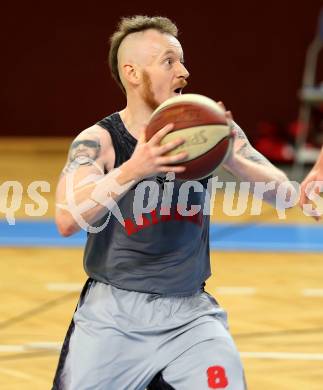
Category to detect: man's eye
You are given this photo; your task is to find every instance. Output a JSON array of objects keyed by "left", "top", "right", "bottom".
[{"left": 165, "top": 58, "right": 173, "bottom": 65}]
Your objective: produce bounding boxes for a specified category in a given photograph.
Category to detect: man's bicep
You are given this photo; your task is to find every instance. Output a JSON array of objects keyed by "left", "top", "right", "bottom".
[
  {"left": 56, "top": 127, "right": 112, "bottom": 201},
  {"left": 61, "top": 132, "right": 103, "bottom": 175}
]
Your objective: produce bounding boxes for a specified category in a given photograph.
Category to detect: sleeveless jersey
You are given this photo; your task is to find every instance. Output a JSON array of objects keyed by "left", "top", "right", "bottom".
[{"left": 83, "top": 112, "right": 212, "bottom": 295}]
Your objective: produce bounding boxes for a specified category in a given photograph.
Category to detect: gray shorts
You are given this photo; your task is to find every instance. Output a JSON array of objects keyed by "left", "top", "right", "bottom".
[{"left": 53, "top": 279, "right": 246, "bottom": 389}]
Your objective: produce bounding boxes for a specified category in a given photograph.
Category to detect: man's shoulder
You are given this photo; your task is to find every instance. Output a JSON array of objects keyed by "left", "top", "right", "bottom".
[
  {"left": 73, "top": 122, "right": 113, "bottom": 150},
  {"left": 96, "top": 112, "right": 119, "bottom": 131}
]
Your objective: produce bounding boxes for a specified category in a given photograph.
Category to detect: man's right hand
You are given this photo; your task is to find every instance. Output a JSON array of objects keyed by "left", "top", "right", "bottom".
[{"left": 125, "top": 123, "right": 188, "bottom": 180}]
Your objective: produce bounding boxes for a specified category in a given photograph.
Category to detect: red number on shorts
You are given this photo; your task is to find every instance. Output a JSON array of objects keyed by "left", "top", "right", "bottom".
[{"left": 207, "top": 366, "right": 228, "bottom": 388}]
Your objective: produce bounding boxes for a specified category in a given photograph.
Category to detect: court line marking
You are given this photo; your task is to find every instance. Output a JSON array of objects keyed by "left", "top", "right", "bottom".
[
  {"left": 302, "top": 289, "right": 323, "bottom": 297},
  {"left": 2, "top": 220, "right": 323, "bottom": 252},
  {"left": 214, "top": 287, "right": 256, "bottom": 295},
  {"left": 46, "top": 283, "right": 83, "bottom": 292},
  {"left": 235, "top": 326, "right": 323, "bottom": 339},
  {"left": 0, "top": 342, "right": 61, "bottom": 353},
  {"left": 0, "top": 367, "right": 33, "bottom": 380},
  {"left": 0, "top": 292, "right": 77, "bottom": 330},
  {"left": 1, "top": 344, "right": 323, "bottom": 361},
  {"left": 0, "top": 345, "right": 25, "bottom": 352},
  {"left": 241, "top": 352, "right": 323, "bottom": 361}
]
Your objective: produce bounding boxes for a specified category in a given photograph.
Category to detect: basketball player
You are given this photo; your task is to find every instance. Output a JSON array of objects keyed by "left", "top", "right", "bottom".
[
  {"left": 299, "top": 146, "right": 323, "bottom": 221},
  {"left": 53, "top": 16, "right": 294, "bottom": 389}
]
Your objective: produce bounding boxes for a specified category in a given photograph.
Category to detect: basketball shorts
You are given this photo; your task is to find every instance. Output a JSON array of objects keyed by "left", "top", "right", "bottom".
[{"left": 53, "top": 279, "right": 246, "bottom": 389}]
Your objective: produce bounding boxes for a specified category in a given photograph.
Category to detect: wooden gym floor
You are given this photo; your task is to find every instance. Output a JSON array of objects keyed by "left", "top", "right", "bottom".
[{"left": 0, "top": 138, "right": 322, "bottom": 389}]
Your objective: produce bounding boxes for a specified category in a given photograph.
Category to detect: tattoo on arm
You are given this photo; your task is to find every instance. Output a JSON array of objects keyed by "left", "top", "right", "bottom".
[
  {"left": 237, "top": 143, "right": 270, "bottom": 164},
  {"left": 62, "top": 138, "right": 101, "bottom": 175},
  {"left": 233, "top": 124, "right": 272, "bottom": 166}
]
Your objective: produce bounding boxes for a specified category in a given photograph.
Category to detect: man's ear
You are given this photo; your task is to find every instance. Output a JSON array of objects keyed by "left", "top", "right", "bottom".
[{"left": 122, "top": 64, "right": 141, "bottom": 86}]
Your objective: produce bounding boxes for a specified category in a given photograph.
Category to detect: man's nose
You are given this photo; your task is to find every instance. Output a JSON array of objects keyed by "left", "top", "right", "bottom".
[{"left": 177, "top": 62, "right": 190, "bottom": 80}]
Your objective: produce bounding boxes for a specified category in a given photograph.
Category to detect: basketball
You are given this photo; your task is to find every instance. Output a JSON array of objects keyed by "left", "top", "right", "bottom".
[{"left": 146, "top": 94, "right": 233, "bottom": 180}]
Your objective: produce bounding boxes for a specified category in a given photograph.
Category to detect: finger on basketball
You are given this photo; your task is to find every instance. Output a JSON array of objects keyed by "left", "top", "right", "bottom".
[
  {"left": 157, "top": 137, "right": 186, "bottom": 156},
  {"left": 159, "top": 165, "right": 186, "bottom": 173},
  {"left": 157, "top": 151, "right": 188, "bottom": 165},
  {"left": 138, "top": 126, "right": 148, "bottom": 144},
  {"left": 217, "top": 101, "right": 226, "bottom": 111},
  {"left": 149, "top": 123, "right": 174, "bottom": 145},
  {"left": 217, "top": 101, "right": 232, "bottom": 121},
  {"left": 226, "top": 110, "right": 233, "bottom": 122}
]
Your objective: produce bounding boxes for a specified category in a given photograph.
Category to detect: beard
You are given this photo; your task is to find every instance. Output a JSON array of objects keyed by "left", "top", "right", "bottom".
[{"left": 142, "top": 70, "right": 159, "bottom": 110}]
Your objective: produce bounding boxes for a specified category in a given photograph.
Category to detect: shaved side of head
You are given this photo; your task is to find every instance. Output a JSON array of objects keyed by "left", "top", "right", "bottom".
[{"left": 117, "top": 29, "right": 165, "bottom": 92}]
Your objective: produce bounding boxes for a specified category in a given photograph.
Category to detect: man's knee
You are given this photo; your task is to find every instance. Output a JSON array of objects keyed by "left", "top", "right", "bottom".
[{"left": 162, "top": 339, "right": 246, "bottom": 389}]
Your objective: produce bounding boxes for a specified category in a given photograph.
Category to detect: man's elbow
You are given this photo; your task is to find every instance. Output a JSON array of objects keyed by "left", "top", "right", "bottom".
[
  {"left": 55, "top": 212, "right": 79, "bottom": 237},
  {"left": 57, "top": 223, "right": 75, "bottom": 237}
]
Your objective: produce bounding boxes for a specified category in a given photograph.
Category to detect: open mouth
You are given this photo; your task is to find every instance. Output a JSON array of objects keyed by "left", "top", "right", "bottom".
[{"left": 174, "top": 88, "right": 182, "bottom": 95}]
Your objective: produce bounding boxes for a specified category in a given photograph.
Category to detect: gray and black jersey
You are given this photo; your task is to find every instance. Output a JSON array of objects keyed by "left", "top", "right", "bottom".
[{"left": 83, "top": 112, "right": 212, "bottom": 295}]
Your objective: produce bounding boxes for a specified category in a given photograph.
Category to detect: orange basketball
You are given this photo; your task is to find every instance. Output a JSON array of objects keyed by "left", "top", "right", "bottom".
[{"left": 146, "top": 94, "right": 233, "bottom": 180}]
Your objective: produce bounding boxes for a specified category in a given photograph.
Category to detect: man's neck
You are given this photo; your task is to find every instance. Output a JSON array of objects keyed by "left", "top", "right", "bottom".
[{"left": 119, "top": 96, "right": 155, "bottom": 140}]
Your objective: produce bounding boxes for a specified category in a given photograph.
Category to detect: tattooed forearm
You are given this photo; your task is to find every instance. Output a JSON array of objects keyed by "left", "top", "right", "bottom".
[
  {"left": 62, "top": 138, "right": 101, "bottom": 175},
  {"left": 236, "top": 143, "right": 271, "bottom": 165},
  {"left": 233, "top": 123, "right": 271, "bottom": 166}
]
